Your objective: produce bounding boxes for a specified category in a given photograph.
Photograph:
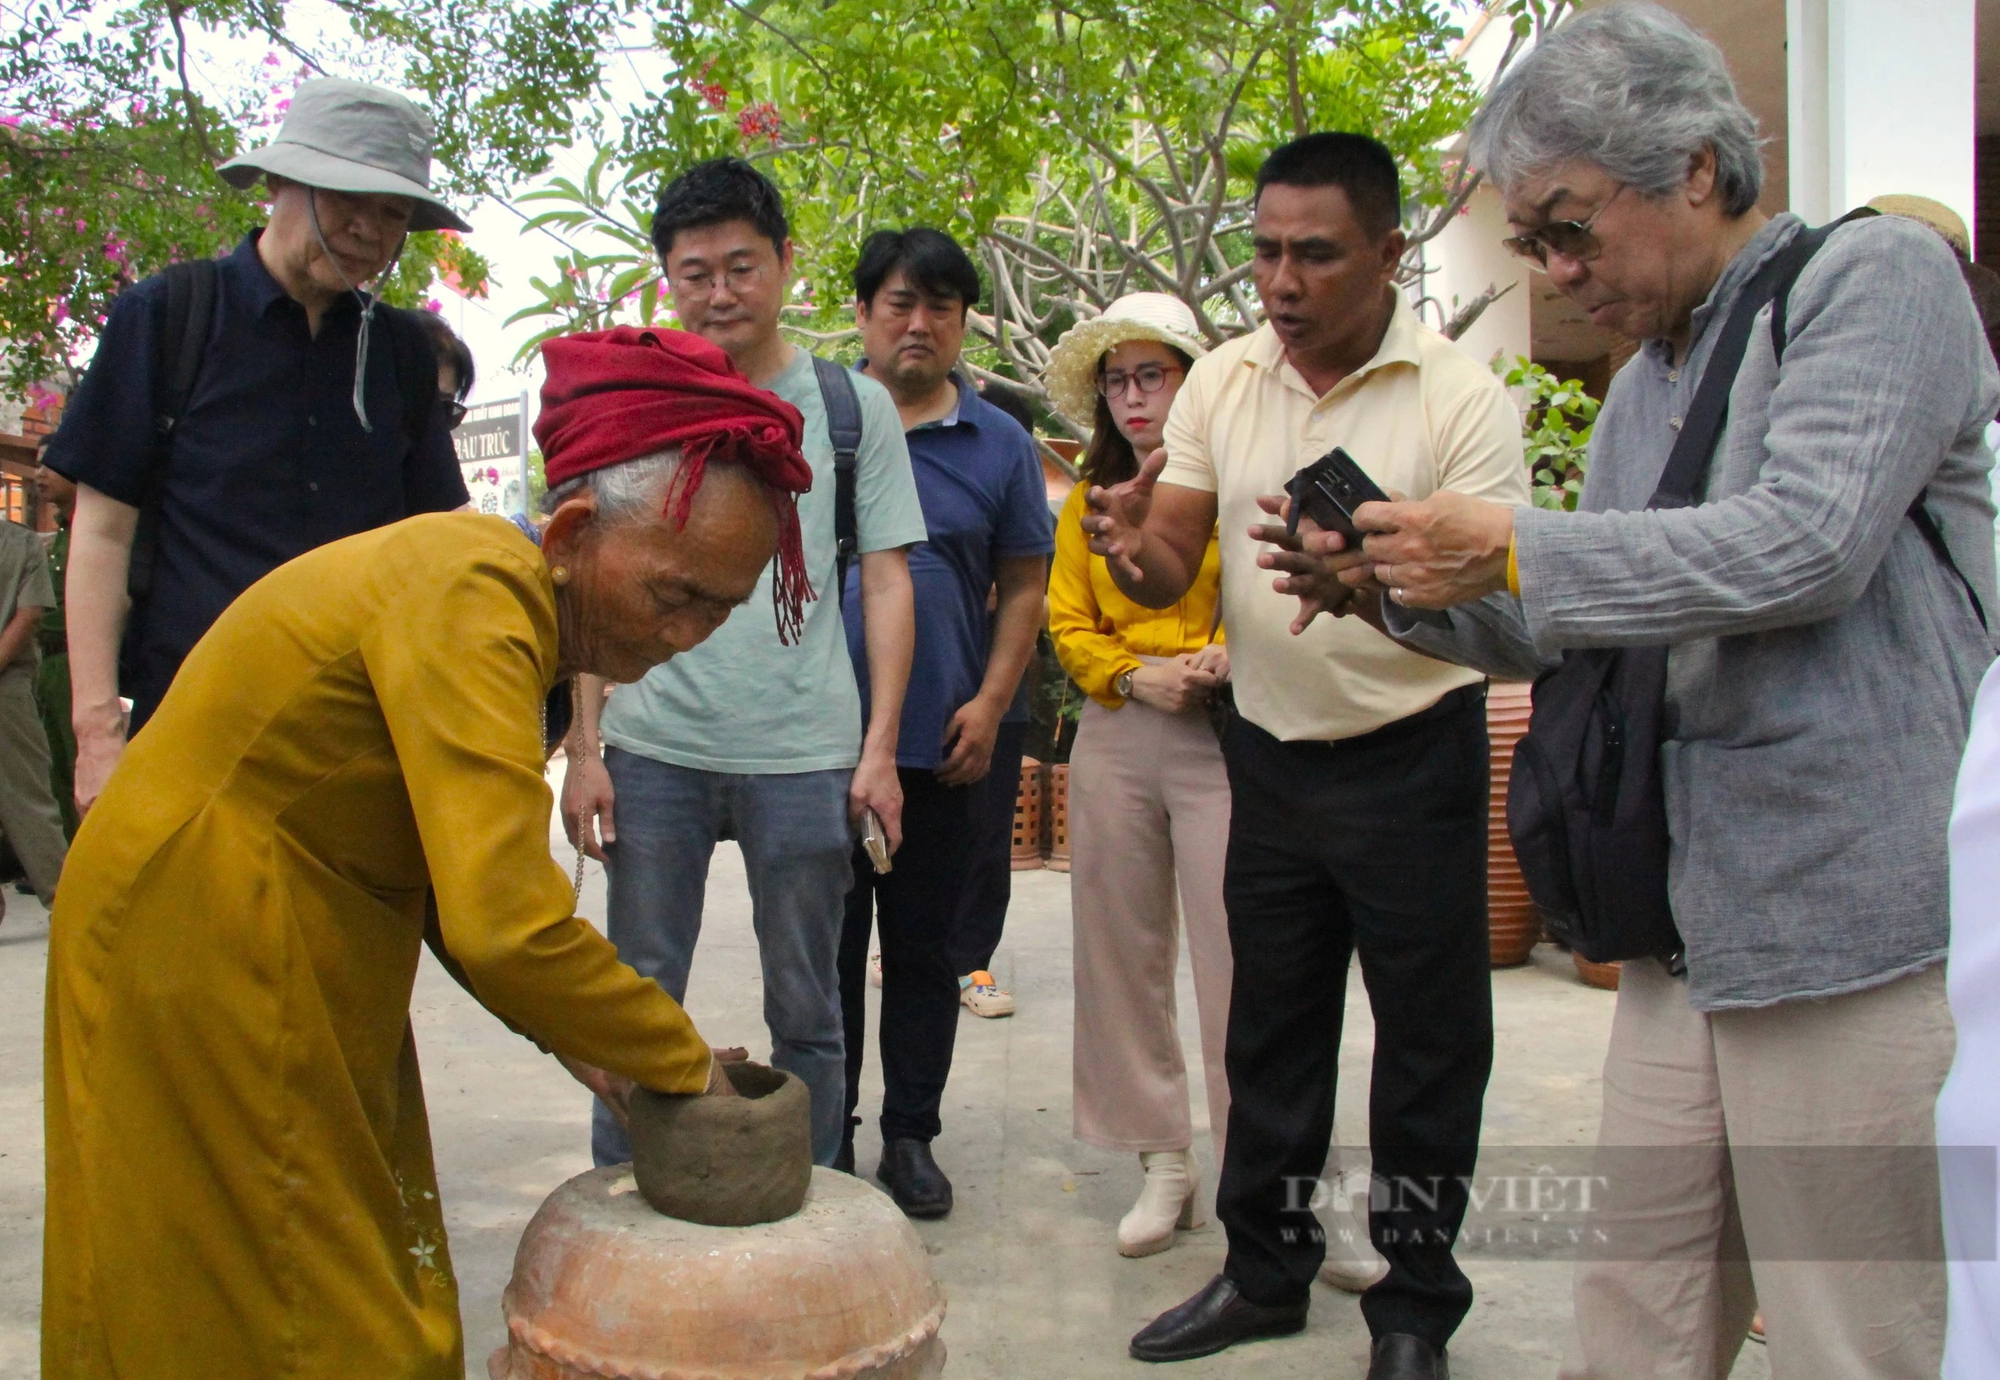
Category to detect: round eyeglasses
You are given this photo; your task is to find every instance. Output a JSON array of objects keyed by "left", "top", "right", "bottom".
[{"left": 1097, "top": 363, "right": 1184, "bottom": 399}]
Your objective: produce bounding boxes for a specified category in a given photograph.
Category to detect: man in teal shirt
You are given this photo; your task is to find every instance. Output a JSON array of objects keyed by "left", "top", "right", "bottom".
[{"left": 563, "top": 159, "right": 923, "bottom": 1166}]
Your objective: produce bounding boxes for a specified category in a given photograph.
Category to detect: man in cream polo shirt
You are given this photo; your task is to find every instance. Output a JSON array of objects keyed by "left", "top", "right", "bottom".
[{"left": 1087, "top": 133, "right": 1527, "bottom": 1380}]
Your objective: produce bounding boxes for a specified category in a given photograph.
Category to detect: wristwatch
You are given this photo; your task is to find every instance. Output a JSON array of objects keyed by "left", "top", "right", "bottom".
[{"left": 1116, "top": 669, "right": 1136, "bottom": 700}]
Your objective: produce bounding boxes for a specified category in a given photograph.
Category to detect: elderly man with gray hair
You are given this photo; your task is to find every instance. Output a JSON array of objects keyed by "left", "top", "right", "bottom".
[{"left": 1262, "top": 4, "right": 1994, "bottom": 1376}]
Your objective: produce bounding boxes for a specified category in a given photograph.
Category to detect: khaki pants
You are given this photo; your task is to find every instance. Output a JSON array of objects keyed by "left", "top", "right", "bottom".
[
  {"left": 1562, "top": 960, "right": 1953, "bottom": 1380},
  {"left": 1069, "top": 694, "right": 1233, "bottom": 1167},
  {"left": 0, "top": 664, "right": 66, "bottom": 903}
]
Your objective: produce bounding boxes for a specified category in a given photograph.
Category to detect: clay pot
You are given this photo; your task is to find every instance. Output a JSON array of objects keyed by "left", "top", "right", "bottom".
[
  {"left": 490, "top": 1166, "right": 946, "bottom": 1380},
  {"left": 1045, "top": 763, "right": 1071, "bottom": 873},
  {"left": 1011, "top": 756, "right": 1045, "bottom": 871},
  {"left": 1573, "top": 954, "right": 1622, "bottom": 991},
  {"left": 1487, "top": 682, "right": 1539, "bottom": 968},
  {"left": 627, "top": 1060, "right": 811, "bottom": 1227}
]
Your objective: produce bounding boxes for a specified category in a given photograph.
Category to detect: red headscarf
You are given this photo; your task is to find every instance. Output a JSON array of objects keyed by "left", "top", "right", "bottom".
[{"left": 534, "top": 326, "right": 816, "bottom": 643}]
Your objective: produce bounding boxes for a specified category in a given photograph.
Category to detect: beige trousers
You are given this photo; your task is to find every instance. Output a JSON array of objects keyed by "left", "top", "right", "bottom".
[
  {"left": 0, "top": 665, "right": 65, "bottom": 904},
  {"left": 1561, "top": 960, "right": 1954, "bottom": 1380},
  {"left": 1069, "top": 694, "right": 1233, "bottom": 1168}
]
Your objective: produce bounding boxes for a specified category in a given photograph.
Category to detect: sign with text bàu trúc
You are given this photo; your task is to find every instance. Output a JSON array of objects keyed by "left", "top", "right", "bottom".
[{"left": 452, "top": 396, "right": 530, "bottom": 517}]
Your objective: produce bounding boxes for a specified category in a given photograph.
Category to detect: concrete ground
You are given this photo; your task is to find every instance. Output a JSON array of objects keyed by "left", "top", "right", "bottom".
[{"left": 0, "top": 764, "right": 1774, "bottom": 1380}]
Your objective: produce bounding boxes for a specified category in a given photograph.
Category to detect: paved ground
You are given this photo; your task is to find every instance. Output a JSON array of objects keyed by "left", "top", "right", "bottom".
[{"left": 0, "top": 764, "right": 1774, "bottom": 1379}]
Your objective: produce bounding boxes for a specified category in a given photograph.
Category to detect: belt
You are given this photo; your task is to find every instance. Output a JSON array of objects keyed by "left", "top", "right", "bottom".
[{"left": 1265, "top": 681, "right": 1487, "bottom": 756}]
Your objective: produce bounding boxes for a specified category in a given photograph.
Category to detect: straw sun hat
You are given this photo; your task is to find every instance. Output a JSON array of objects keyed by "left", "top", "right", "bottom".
[
  {"left": 217, "top": 78, "right": 472, "bottom": 233},
  {"left": 1043, "top": 293, "right": 1209, "bottom": 429},
  {"left": 1864, "top": 194, "right": 1970, "bottom": 259}
]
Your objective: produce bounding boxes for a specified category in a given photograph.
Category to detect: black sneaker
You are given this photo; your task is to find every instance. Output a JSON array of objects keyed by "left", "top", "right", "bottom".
[{"left": 833, "top": 1115, "right": 861, "bottom": 1175}]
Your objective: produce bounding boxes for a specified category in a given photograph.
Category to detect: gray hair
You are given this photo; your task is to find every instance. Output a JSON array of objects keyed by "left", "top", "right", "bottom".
[
  {"left": 540, "top": 448, "right": 683, "bottom": 521},
  {"left": 1468, "top": 2, "right": 1763, "bottom": 217}
]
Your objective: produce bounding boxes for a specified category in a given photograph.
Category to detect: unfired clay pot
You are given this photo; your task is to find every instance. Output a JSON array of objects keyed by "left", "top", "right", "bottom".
[
  {"left": 628, "top": 1059, "right": 812, "bottom": 1226},
  {"left": 488, "top": 1165, "right": 947, "bottom": 1380}
]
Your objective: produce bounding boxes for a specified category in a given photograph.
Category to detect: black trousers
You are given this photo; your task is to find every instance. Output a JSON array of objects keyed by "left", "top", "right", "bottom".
[
  {"left": 1215, "top": 690, "right": 1494, "bottom": 1350},
  {"left": 949, "top": 719, "right": 1026, "bottom": 977},
  {"left": 839, "top": 767, "right": 974, "bottom": 1145}
]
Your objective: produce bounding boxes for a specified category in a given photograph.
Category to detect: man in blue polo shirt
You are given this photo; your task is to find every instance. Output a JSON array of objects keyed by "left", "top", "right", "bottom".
[
  {"left": 45, "top": 79, "right": 469, "bottom": 814},
  {"left": 837, "top": 227, "right": 1054, "bottom": 1215}
]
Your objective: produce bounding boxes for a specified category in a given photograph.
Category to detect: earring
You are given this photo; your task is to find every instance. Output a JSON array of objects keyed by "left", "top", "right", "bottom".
[{"left": 550, "top": 565, "right": 570, "bottom": 586}]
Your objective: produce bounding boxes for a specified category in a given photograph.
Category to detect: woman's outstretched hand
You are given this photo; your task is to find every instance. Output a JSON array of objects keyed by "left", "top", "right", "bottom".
[
  {"left": 557, "top": 1045, "right": 752, "bottom": 1122},
  {"left": 705, "top": 1046, "right": 749, "bottom": 1098}
]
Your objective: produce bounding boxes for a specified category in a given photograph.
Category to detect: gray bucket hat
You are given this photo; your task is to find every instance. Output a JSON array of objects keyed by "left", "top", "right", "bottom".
[{"left": 217, "top": 78, "right": 471, "bottom": 233}]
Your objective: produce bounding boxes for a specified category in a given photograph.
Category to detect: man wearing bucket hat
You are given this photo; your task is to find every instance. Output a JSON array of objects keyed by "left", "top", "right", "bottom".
[{"left": 45, "top": 77, "right": 471, "bottom": 816}]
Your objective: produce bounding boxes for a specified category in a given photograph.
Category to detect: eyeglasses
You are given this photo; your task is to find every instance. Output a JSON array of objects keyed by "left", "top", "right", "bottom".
[
  {"left": 442, "top": 397, "right": 468, "bottom": 429},
  {"left": 670, "top": 263, "right": 768, "bottom": 298},
  {"left": 1097, "top": 363, "right": 1184, "bottom": 399},
  {"left": 1501, "top": 184, "right": 1628, "bottom": 268}
]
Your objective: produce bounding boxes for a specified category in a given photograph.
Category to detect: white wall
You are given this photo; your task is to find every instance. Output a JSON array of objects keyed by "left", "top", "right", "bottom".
[
  {"left": 1420, "top": 183, "right": 1533, "bottom": 372},
  {"left": 1787, "top": 0, "right": 1978, "bottom": 243}
]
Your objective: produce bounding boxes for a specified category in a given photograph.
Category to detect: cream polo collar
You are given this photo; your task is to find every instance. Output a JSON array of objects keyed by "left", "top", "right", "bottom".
[{"left": 1242, "top": 287, "right": 1424, "bottom": 396}]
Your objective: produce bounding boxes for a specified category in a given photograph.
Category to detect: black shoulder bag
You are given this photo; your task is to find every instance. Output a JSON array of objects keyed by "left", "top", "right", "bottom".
[{"left": 1503, "top": 212, "right": 1985, "bottom": 965}]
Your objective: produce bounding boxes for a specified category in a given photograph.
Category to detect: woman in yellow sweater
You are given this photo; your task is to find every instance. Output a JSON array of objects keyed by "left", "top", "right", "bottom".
[{"left": 1045, "top": 294, "right": 1232, "bottom": 1259}]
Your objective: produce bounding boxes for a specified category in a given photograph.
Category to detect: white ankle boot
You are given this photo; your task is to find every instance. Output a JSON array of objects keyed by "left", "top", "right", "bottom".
[{"left": 1117, "top": 1149, "right": 1204, "bottom": 1258}]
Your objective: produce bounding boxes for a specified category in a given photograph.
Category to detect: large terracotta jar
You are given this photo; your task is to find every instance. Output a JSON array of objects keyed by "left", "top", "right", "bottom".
[
  {"left": 488, "top": 1166, "right": 947, "bottom": 1380},
  {"left": 1487, "top": 682, "right": 1539, "bottom": 967}
]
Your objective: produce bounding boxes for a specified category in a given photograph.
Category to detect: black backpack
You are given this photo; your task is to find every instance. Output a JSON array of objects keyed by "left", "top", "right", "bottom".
[
  {"left": 810, "top": 353, "right": 862, "bottom": 605},
  {"left": 130, "top": 259, "right": 437, "bottom": 608},
  {"left": 1506, "top": 213, "right": 1986, "bottom": 965}
]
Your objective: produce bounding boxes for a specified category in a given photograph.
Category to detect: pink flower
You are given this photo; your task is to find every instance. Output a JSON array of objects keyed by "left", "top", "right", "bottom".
[
  {"left": 426, "top": 297, "right": 442, "bottom": 312},
  {"left": 0, "top": 115, "right": 21, "bottom": 129},
  {"left": 737, "top": 102, "right": 781, "bottom": 146}
]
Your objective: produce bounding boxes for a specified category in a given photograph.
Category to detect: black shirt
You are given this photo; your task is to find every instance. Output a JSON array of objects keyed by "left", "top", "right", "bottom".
[{"left": 45, "top": 231, "right": 468, "bottom": 727}]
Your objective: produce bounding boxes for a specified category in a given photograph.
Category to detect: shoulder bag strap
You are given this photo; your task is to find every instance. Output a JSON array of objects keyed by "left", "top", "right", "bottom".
[
  {"left": 132, "top": 259, "right": 219, "bottom": 604},
  {"left": 1649, "top": 220, "right": 1846, "bottom": 510},
  {"left": 812, "top": 353, "right": 864, "bottom": 605}
]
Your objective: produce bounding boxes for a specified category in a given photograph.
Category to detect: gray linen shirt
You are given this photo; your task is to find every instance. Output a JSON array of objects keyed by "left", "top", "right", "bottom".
[{"left": 1387, "top": 213, "right": 2000, "bottom": 1010}]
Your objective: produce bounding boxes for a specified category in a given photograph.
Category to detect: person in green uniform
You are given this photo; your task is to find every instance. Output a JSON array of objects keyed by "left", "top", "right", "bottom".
[
  {"left": 35, "top": 443, "right": 76, "bottom": 837},
  {"left": 0, "top": 498, "right": 68, "bottom": 909}
]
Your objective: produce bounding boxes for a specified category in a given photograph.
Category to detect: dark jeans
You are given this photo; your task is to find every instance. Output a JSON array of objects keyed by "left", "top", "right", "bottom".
[
  {"left": 949, "top": 719, "right": 1026, "bottom": 977},
  {"left": 839, "top": 767, "right": 975, "bottom": 1146},
  {"left": 1215, "top": 690, "right": 1494, "bottom": 1351}
]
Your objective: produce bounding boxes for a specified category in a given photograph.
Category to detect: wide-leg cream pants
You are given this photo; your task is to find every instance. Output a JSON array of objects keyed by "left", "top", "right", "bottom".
[
  {"left": 1561, "top": 960, "right": 1954, "bottom": 1380},
  {"left": 1069, "top": 694, "right": 1233, "bottom": 1168}
]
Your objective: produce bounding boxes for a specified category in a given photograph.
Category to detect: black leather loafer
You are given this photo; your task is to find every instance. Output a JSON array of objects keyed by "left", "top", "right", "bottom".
[
  {"left": 1128, "top": 1274, "right": 1307, "bottom": 1362},
  {"left": 1367, "top": 1332, "right": 1449, "bottom": 1380},
  {"left": 877, "top": 1137, "right": 953, "bottom": 1218}
]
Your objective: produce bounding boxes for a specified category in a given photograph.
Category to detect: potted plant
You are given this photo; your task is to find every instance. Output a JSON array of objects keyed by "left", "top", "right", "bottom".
[{"left": 1018, "top": 632, "right": 1084, "bottom": 869}]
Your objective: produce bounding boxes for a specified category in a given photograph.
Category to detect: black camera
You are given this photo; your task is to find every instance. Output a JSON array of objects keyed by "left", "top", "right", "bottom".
[
  {"left": 1281, "top": 447, "right": 1450, "bottom": 626},
  {"left": 1284, "top": 446, "right": 1389, "bottom": 542}
]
